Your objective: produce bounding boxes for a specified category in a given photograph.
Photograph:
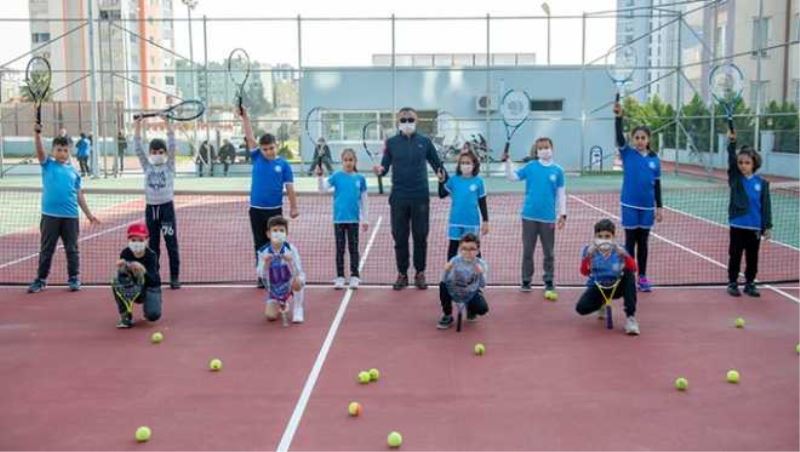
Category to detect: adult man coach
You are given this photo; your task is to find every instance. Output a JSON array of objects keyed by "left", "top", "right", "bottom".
[{"left": 374, "top": 107, "right": 444, "bottom": 290}]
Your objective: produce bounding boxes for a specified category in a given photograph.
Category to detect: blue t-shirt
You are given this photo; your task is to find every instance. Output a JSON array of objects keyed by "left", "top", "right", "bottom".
[
  {"left": 76, "top": 138, "right": 90, "bottom": 158},
  {"left": 581, "top": 245, "right": 626, "bottom": 287},
  {"left": 250, "top": 150, "right": 293, "bottom": 209},
  {"left": 620, "top": 145, "right": 660, "bottom": 210},
  {"left": 444, "top": 175, "right": 486, "bottom": 228},
  {"left": 327, "top": 171, "right": 367, "bottom": 223},
  {"left": 41, "top": 158, "right": 81, "bottom": 218},
  {"left": 729, "top": 175, "right": 763, "bottom": 230},
  {"left": 516, "top": 161, "right": 564, "bottom": 222}
]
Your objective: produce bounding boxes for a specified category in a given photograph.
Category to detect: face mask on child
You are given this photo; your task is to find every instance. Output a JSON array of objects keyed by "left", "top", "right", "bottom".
[
  {"left": 149, "top": 154, "right": 167, "bottom": 166},
  {"left": 271, "top": 232, "right": 287, "bottom": 244},
  {"left": 594, "top": 238, "right": 613, "bottom": 252},
  {"left": 460, "top": 164, "right": 474, "bottom": 175},
  {"left": 128, "top": 241, "right": 146, "bottom": 254},
  {"left": 537, "top": 148, "right": 553, "bottom": 161}
]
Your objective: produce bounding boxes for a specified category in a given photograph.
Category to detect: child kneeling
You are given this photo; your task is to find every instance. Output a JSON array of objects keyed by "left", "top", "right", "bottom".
[
  {"left": 257, "top": 216, "right": 306, "bottom": 325},
  {"left": 575, "top": 219, "right": 639, "bottom": 335},
  {"left": 437, "top": 233, "right": 489, "bottom": 329},
  {"left": 112, "top": 223, "right": 162, "bottom": 328}
]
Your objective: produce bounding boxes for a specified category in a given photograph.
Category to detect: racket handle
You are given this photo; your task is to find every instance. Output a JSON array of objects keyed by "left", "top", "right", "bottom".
[
  {"left": 615, "top": 92, "right": 621, "bottom": 102},
  {"left": 605, "top": 305, "right": 613, "bottom": 330},
  {"left": 727, "top": 117, "right": 735, "bottom": 133},
  {"left": 456, "top": 311, "right": 462, "bottom": 332},
  {"left": 377, "top": 175, "right": 384, "bottom": 195},
  {"left": 501, "top": 142, "right": 510, "bottom": 161},
  {"left": 133, "top": 112, "right": 158, "bottom": 120}
]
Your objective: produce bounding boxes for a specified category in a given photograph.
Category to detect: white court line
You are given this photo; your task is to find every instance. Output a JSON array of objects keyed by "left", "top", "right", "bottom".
[
  {"left": 569, "top": 194, "right": 800, "bottom": 304},
  {"left": 275, "top": 215, "right": 383, "bottom": 452},
  {"left": 4, "top": 284, "right": 796, "bottom": 291}
]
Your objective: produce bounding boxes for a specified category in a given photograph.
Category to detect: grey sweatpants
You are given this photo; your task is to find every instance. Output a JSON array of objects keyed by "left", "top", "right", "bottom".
[{"left": 521, "top": 219, "right": 555, "bottom": 284}]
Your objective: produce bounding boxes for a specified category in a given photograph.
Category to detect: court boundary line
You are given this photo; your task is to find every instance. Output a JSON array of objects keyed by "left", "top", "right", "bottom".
[
  {"left": 275, "top": 215, "right": 383, "bottom": 452},
  {"left": 3, "top": 284, "right": 796, "bottom": 291},
  {"left": 569, "top": 194, "right": 800, "bottom": 304}
]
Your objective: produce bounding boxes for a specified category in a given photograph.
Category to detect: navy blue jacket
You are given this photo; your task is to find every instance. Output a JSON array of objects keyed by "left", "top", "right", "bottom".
[
  {"left": 380, "top": 132, "right": 443, "bottom": 201},
  {"left": 727, "top": 139, "right": 772, "bottom": 233}
]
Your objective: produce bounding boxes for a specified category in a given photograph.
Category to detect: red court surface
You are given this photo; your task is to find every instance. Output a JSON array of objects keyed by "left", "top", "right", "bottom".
[{"left": 1, "top": 285, "right": 798, "bottom": 450}]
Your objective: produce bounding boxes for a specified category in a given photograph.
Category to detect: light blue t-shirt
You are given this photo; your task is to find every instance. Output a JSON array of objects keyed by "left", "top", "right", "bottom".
[
  {"left": 730, "top": 175, "right": 763, "bottom": 230},
  {"left": 516, "top": 161, "right": 564, "bottom": 222},
  {"left": 76, "top": 138, "right": 91, "bottom": 158},
  {"left": 620, "top": 145, "right": 661, "bottom": 210},
  {"left": 41, "top": 157, "right": 81, "bottom": 218},
  {"left": 327, "top": 171, "right": 367, "bottom": 223},
  {"left": 250, "top": 150, "right": 293, "bottom": 209},
  {"left": 444, "top": 175, "right": 486, "bottom": 228}
]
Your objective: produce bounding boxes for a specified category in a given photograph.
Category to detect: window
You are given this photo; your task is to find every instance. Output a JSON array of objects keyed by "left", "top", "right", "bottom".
[
  {"left": 794, "top": 13, "right": 799, "bottom": 41},
  {"left": 31, "top": 32, "right": 50, "bottom": 43},
  {"left": 99, "top": 10, "right": 121, "bottom": 20},
  {"left": 714, "top": 24, "right": 726, "bottom": 57},
  {"left": 165, "top": 76, "right": 175, "bottom": 86},
  {"left": 412, "top": 54, "right": 433, "bottom": 67},
  {"left": 531, "top": 99, "right": 564, "bottom": 112},
  {"left": 793, "top": 79, "right": 800, "bottom": 107},
  {"left": 749, "top": 81, "right": 769, "bottom": 107},
  {"left": 751, "top": 17, "right": 770, "bottom": 57}
]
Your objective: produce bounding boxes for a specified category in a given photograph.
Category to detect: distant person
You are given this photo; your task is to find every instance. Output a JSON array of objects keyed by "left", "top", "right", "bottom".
[
  {"left": 219, "top": 138, "right": 236, "bottom": 176},
  {"left": 75, "top": 132, "right": 92, "bottom": 176},
  {"left": 116, "top": 130, "right": 128, "bottom": 175},
  {"left": 58, "top": 128, "right": 74, "bottom": 150},
  {"left": 197, "top": 140, "right": 215, "bottom": 177},
  {"left": 373, "top": 107, "right": 444, "bottom": 290},
  {"left": 308, "top": 137, "right": 333, "bottom": 176},
  {"left": 112, "top": 223, "right": 162, "bottom": 328}
]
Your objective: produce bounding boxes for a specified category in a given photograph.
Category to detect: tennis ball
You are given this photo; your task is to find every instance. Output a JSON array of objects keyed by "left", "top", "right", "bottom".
[
  {"left": 544, "top": 290, "right": 558, "bottom": 301},
  {"left": 135, "top": 426, "right": 151, "bottom": 442},
  {"left": 150, "top": 332, "right": 164, "bottom": 344},
  {"left": 357, "top": 371, "right": 371, "bottom": 384},
  {"left": 369, "top": 368, "right": 380, "bottom": 382},
  {"left": 209, "top": 358, "right": 223, "bottom": 371},
  {"left": 796, "top": 343, "right": 800, "bottom": 354},
  {"left": 726, "top": 369, "right": 740, "bottom": 383},
  {"left": 348, "top": 401, "right": 362, "bottom": 417},
  {"left": 734, "top": 317, "right": 745, "bottom": 328},
  {"left": 674, "top": 377, "right": 689, "bottom": 391},
  {"left": 474, "top": 343, "right": 486, "bottom": 356},
  {"left": 387, "top": 431, "right": 403, "bottom": 448}
]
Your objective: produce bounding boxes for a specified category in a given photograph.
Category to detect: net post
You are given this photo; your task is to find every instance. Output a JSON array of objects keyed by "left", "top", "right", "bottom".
[
  {"left": 88, "top": 6, "right": 100, "bottom": 179},
  {"left": 673, "top": 11, "right": 682, "bottom": 177},
  {"left": 202, "top": 15, "right": 212, "bottom": 177}
]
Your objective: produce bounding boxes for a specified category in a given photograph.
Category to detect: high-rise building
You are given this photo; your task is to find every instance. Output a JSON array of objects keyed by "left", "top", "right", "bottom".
[{"left": 615, "top": 0, "right": 652, "bottom": 102}]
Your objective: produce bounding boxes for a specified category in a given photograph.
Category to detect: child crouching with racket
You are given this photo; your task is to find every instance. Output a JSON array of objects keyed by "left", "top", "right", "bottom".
[
  {"left": 257, "top": 216, "right": 306, "bottom": 325},
  {"left": 437, "top": 150, "right": 489, "bottom": 261},
  {"left": 575, "top": 219, "right": 639, "bottom": 335},
  {"left": 437, "top": 233, "right": 489, "bottom": 330},
  {"left": 112, "top": 223, "right": 162, "bottom": 329},
  {"left": 317, "top": 148, "right": 369, "bottom": 290}
]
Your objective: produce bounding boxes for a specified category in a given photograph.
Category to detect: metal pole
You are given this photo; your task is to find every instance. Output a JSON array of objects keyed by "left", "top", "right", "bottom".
[
  {"left": 754, "top": 0, "right": 764, "bottom": 169},
  {"left": 0, "top": 68, "right": 5, "bottom": 178},
  {"left": 186, "top": 3, "right": 197, "bottom": 162},
  {"left": 107, "top": 19, "right": 118, "bottom": 177},
  {"left": 709, "top": 1, "right": 717, "bottom": 171},
  {"left": 673, "top": 12, "right": 682, "bottom": 176},
  {"left": 547, "top": 15, "right": 551, "bottom": 65},
  {"left": 391, "top": 14, "right": 396, "bottom": 118},
  {"left": 98, "top": 17, "right": 107, "bottom": 178},
  {"left": 485, "top": 13, "right": 491, "bottom": 171},
  {"left": 88, "top": 6, "right": 100, "bottom": 178},
  {"left": 579, "top": 13, "right": 586, "bottom": 173},
  {"left": 297, "top": 14, "right": 304, "bottom": 168},
  {"left": 202, "top": 15, "right": 211, "bottom": 176}
]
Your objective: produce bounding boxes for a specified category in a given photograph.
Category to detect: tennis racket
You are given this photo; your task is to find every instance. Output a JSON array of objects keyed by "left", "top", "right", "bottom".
[
  {"left": 605, "top": 44, "right": 637, "bottom": 102},
  {"left": 133, "top": 100, "right": 205, "bottom": 121},
  {"left": 455, "top": 301, "right": 467, "bottom": 332},
  {"left": 435, "top": 111, "right": 461, "bottom": 162},
  {"left": 26, "top": 56, "right": 52, "bottom": 127},
  {"left": 595, "top": 280, "right": 620, "bottom": 330},
  {"left": 709, "top": 63, "right": 744, "bottom": 132},
  {"left": 112, "top": 271, "right": 143, "bottom": 315},
  {"left": 361, "top": 120, "right": 385, "bottom": 194},
  {"left": 499, "top": 90, "right": 531, "bottom": 161},
  {"left": 227, "top": 48, "right": 251, "bottom": 115}
]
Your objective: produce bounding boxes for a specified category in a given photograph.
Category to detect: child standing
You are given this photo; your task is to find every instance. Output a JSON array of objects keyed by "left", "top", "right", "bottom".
[
  {"left": 75, "top": 132, "right": 91, "bottom": 176},
  {"left": 134, "top": 116, "right": 181, "bottom": 289},
  {"left": 257, "top": 216, "right": 307, "bottom": 324},
  {"left": 614, "top": 102, "right": 663, "bottom": 292},
  {"left": 28, "top": 123, "right": 100, "bottom": 293},
  {"left": 725, "top": 128, "right": 772, "bottom": 297},
  {"left": 504, "top": 137, "right": 566, "bottom": 299},
  {"left": 437, "top": 150, "right": 489, "bottom": 261},
  {"left": 575, "top": 219, "right": 640, "bottom": 335},
  {"left": 437, "top": 233, "right": 489, "bottom": 329},
  {"left": 112, "top": 223, "right": 162, "bottom": 328},
  {"left": 317, "top": 148, "right": 369, "bottom": 290}
]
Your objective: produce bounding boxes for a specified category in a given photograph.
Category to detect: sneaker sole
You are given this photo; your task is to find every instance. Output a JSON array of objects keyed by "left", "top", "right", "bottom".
[
  {"left": 625, "top": 330, "right": 640, "bottom": 336},
  {"left": 436, "top": 323, "right": 453, "bottom": 330}
]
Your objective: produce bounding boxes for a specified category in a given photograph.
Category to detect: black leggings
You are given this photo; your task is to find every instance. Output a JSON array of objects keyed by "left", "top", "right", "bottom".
[
  {"left": 146, "top": 202, "right": 180, "bottom": 280},
  {"left": 249, "top": 207, "right": 282, "bottom": 264},
  {"left": 439, "top": 281, "right": 489, "bottom": 317},
  {"left": 575, "top": 270, "right": 638, "bottom": 317},
  {"left": 624, "top": 228, "right": 650, "bottom": 277},
  {"left": 335, "top": 223, "right": 360, "bottom": 278},
  {"left": 728, "top": 227, "right": 760, "bottom": 284}
]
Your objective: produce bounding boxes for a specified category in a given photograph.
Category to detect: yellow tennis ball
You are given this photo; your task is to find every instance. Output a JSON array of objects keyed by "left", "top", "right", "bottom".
[
  {"left": 796, "top": 343, "right": 800, "bottom": 354},
  {"left": 150, "top": 332, "right": 164, "bottom": 344},
  {"left": 474, "top": 343, "right": 486, "bottom": 356},
  {"left": 209, "top": 358, "right": 223, "bottom": 371},
  {"left": 368, "top": 368, "right": 380, "bottom": 382},
  {"left": 726, "top": 369, "right": 740, "bottom": 383},
  {"left": 544, "top": 290, "right": 558, "bottom": 301},
  {"left": 347, "top": 401, "right": 362, "bottom": 417},
  {"left": 357, "top": 371, "right": 371, "bottom": 384},
  {"left": 135, "top": 426, "right": 151, "bottom": 442},
  {"left": 387, "top": 431, "right": 403, "bottom": 448},
  {"left": 674, "top": 377, "right": 688, "bottom": 391},
  {"left": 734, "top": 317, "right": 745, "bottom": 328}
]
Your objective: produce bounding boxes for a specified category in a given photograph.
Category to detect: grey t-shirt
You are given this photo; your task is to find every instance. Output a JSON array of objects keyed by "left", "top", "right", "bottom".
[{"left": 135, "top": 131, "right": 176, "bottom": 205}]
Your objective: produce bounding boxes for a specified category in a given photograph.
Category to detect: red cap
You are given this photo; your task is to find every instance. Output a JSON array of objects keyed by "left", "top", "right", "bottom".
[{"left": 127, "top": 223, "right": 149, "bottom": 239}]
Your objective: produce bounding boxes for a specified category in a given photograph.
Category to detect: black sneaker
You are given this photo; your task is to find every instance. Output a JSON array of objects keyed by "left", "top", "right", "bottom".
[
  {"left": 519, "top": 281, "right": 532, "bottom": 292},
  {"left": 116, "top": 314, "right": 134, "bottom": 329},
  {"left": 27, "top": 279, "right": 46, "bottom": 294},
  {"left": 726, "top": 283, "right": 741, "bottom": 297},
  {"left": 392, "top": 274, "right": 408, "bottom": 291},
  {"left": 257, "top": 277, "right": 265, "bottom": 289},
  {"left": 68, "top": 277, "right": 81, "bottom": 292},
  {"left": 437, "top": 315, "right": 454, "bottom": 329},
  {"left": 414, "top": 272, "right": 428, "bottom": 290},
  {"left": 466, "top": 311, "right": 478, "bottom": 322},
  {"left": 170, "top": 278, "right": 182, "bottom": 290},
  {"left": 743, "top": 283, "right": 760, "bottom": 297}
]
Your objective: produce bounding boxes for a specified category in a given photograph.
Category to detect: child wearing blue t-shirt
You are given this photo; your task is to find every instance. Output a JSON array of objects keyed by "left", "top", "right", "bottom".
[
  {"left": 725, "top": 129, "right": 772, "bottom": 297},
  {"left": 504, "top": 137, "right": 566, "bottom": 299},
  {"left": 437, "top": 150, "right": 489, "bottom": 261},
  {"left": 28, "top": 123, "right": 100, "bottom": 294},
  {"left": 614, "top": 102, "right": 663, "bottom": 292},
  {"left": 317, "top": 148, "right": 369, "bottom": 290},
  {"left": 576, "top": 219, "right": 640, "bottom": 335},
  {"left": 240, "top": 107, "right": 299, "bottom": 288}
]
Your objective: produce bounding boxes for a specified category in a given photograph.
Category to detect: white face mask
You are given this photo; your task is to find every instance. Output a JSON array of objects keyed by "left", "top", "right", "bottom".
[
  {"left": 128, "top": 241, "right": 146, "bottom": 254},
  {"left": 271, "top": 231, "right": 287, "bottom": 244},
  {"left": 594, "top": 238, "right": 613, "bottom": 251},
  {"left": 537, "top": 148, "right": 553, "bottom": 161},
  {"left": 399, "top": 123, "right": 416, "bottom": 135},
  {"left": 149, "top": 154, "right": 167, "bottom": 165},
  {"left": 460, "top": 164, "right": 474, "bottom": 175}
]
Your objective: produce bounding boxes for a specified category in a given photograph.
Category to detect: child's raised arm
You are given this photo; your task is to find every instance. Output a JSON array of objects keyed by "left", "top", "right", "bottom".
[
  {"left": 614, "top": 102, "right": 626, "bottom": 148},
  {"left": 240, "top": 108, "right": 257, "bottom": 151},
  {"left": 34, "top": 123, "right": 46, "bottom": 164}
]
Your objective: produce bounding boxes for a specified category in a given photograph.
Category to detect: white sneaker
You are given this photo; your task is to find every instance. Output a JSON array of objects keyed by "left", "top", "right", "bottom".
[
  {"left": 333, "top": 277, "right": 346, "bottom": 290},
  {"left": 349, "top": 276, "right": 360, "bottom": 289},
  {"left": 292, "top": 302, "right": 304, "bottom": 324},
  {"left": 624, "top": 316, "right": 640, "bottom": 335}
]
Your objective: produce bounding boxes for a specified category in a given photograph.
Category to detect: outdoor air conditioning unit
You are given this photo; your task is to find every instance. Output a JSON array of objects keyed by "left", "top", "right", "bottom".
[{"left": 476, "top": 94, "right": 498, "bottom": 112}]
